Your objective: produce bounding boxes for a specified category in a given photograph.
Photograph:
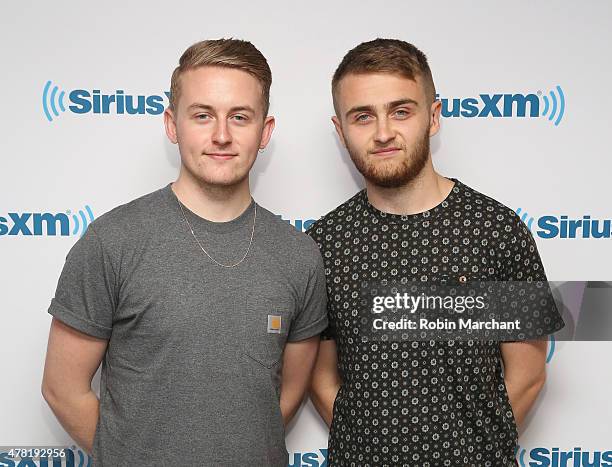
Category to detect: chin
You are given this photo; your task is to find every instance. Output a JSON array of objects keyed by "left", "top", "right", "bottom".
[{"left": 200, "top": 174, "right": 249, "bottom": 188}]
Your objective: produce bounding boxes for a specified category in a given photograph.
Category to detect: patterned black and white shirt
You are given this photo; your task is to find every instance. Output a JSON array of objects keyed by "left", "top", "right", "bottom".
[{"left": 307, "top": 179, "right": 564, "bottom": 467}]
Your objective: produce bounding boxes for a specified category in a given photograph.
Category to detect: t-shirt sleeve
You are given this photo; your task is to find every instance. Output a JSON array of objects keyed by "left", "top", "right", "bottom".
[
  {"left": 305, "top": 224, "right": 336, "bottom": 341},
  {"left": 501, "top": 214, "right": 565, "bottom": 338},
  {"left": 503, "top": 214, "right": 547, "bottom": 282},
  {"left": 320, "top": 320, "right": 337, "bottom": 341},
  {"left": 47, "top": 226, "right": 116, "bottom": 339},
  {"left": 287, "top": 247, "right": 329, "bottom": 342}
]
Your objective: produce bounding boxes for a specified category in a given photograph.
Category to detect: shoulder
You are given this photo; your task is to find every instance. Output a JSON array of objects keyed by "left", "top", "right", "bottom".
[
  {"left": 306, "top": 190, "right": 364, "bottom": 246},
  {"left": 457, "top": 181, "right": 538, "bottom": 270},
  {"left": 456, "top": 180, "right": 525, "bottom": 236},
  {"left": 86, "top": 187, "right": 166, "bottom": 246},
  {"left": 255, "top": 204, "right": 323, "bottom": 269}
]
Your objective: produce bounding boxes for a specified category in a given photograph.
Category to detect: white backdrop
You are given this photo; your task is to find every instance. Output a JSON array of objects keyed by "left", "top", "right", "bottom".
[{"left": 1, "top": 1, "right": 611, "bottom": 465}]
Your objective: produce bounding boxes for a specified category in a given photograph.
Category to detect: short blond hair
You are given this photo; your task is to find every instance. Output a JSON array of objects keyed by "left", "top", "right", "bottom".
[{"left": 169, "top": 38, "right": 272, "bottom": 115}]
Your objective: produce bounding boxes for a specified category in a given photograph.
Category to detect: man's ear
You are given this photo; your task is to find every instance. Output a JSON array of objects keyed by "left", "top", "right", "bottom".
[
  {"left": 164, "top": 108, "right": 178, "bottom": 144},
  {"left": 259, "top": 115, "right": 275, "bottom": 149},
  {"left": 429, "top": 100, "right": 442, "bottom": 137},
  {"left": 332, "top": 116, "right": 347, "bottom": 148}
]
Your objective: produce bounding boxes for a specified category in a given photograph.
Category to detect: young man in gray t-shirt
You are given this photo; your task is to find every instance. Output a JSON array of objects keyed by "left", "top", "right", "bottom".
[{"left": 41, "top": 39, "right": 328, "bottom": 467}]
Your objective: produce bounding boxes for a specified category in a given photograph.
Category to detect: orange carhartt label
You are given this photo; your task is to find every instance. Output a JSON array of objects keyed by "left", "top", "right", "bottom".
[{"left": 268, "top": 315, "right": 282, "bottom": 333}]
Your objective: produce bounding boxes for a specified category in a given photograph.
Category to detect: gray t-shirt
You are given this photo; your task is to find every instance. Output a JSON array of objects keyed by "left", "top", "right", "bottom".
[{"left": 48, "top": 184, "right": 328, "bottom": 466}]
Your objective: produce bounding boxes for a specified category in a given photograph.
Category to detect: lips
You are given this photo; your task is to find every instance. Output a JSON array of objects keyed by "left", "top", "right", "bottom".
[
  {"left": 206, "top": 153, "right": 237, "bottom": 160},
  {"left": 371, "top": 147, "right": 401, "bottom": 156}
]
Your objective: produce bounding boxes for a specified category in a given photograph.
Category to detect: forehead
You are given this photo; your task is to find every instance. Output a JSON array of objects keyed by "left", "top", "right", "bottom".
[
  {"left": 336, "top": 72, "right": 425, "bottom": 108},
  {"left": 177, "top": 66, "right": 262, "bottom": 110}
]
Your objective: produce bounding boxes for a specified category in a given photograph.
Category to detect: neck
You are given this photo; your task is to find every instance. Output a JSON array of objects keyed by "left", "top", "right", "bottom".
[
  {"left": 172, "top": 169, "right": 252, "bottom": 222},
  {"left": 365, "top": 159, "right": 454, "bottom": 215}
]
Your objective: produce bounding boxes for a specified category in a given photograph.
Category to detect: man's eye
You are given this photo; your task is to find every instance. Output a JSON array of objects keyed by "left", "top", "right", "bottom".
[
  {"left": 356, "top": 114, "right": 371, "bottom": 122},
  {"left": 196, "top": 114, "right": 210, "bottom": 120},
  {"left": 232, "top": 115, "right": 248, "bottom": 122},
  {"left": 394, "top": 109, "right": 410, "bottom": 118}
]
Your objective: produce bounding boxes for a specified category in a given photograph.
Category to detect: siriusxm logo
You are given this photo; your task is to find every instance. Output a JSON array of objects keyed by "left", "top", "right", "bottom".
[
  {"left": 0, "top": 446, "right": 91, "bottom": 467},
  {"left": 546, "top": 334, "right": 556, "bottom": 363},
  {"left": 279, "top": 216, "right": 316, "bottom": 232},
  {"left": 436, "top": 85, "right": 565, "bottom": 126},
  {"left": 517, "top": 445, "right": 612, "bottom": 467},
  {"left": 0, "top": 206, "right": 94, "bottom": 237},
  {"left": 42, "top": 81, "right": 170, "bottom": 122},
  {"left": 516, "top": 208, "right": 611, "bottom": 239},
  {"left": 289, "top": 449, "right": 328, "bottom": 467}
]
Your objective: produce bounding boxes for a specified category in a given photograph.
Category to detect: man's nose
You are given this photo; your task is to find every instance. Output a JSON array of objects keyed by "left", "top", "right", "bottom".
[
  {"left": 212, "top": 120, "right": 232, "bottom": 145},
  {"left": 374, "top": 117, "right": 394, "bottom": 145}
]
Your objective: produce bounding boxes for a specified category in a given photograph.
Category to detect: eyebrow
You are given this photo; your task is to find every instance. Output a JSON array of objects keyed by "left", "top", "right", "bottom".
[
  {"left": 345, "top": 98, "right": 419, "bottom": 119},
  {"left": 187, "top": 103, "right": 257, "bottom": 114}
]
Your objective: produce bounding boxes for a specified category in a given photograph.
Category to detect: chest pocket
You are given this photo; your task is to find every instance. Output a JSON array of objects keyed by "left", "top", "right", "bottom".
[{"left": 242, "top": 293, "right": 294, "bottom": 369}]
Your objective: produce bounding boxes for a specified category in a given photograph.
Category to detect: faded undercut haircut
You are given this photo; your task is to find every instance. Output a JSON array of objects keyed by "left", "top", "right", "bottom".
[
  {"left": 332, "top": 38, "right": 436, "bottom": 116},
  {"left": 169, "top": 38, "right": 272, "bottom": 116}
]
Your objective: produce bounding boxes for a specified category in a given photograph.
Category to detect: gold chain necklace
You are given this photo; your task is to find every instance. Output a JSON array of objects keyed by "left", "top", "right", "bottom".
[{"left": 176, "top": 198, "right": 257, "bottom": 269}]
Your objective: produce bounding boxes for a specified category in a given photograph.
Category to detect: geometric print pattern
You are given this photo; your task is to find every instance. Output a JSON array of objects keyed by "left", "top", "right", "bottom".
[{"left": 308, "top": 179, "right": 562, "bottom": 466}]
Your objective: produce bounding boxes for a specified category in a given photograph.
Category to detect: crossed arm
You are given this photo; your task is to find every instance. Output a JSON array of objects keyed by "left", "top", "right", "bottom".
[{"left": 309, "top": 338, "right": 549, "bottom": 431}]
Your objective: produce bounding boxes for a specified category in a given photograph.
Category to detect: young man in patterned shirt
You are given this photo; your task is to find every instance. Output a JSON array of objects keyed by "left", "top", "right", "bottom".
[{"left": 307, "top": 39, "right": 564, "bottom": 466}]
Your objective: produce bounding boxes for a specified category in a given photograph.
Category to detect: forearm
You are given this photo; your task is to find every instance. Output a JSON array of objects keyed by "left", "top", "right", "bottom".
[
  {"left": 43, "top": 389, "right": 100, "bottom": 454},
  {"left": 504, "top": 375, "right": 545, "bottom": 428},
  {"left": 280, "top": 336, "right": 321, "bottom": 426},
  {"left": 310, "top": 383, "right": 340, "bottom": 427},
  {"left": 280, "top": 384, "right": 308, "bottom": 426}
]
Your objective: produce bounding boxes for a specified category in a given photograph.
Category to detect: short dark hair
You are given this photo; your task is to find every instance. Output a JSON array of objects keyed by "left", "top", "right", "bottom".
[
  {"left": 332, "top": 38, "right": 436, "bottom": 116},
  {"left": 170, "top": 38, "right": 272, "bottom": 115}
]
